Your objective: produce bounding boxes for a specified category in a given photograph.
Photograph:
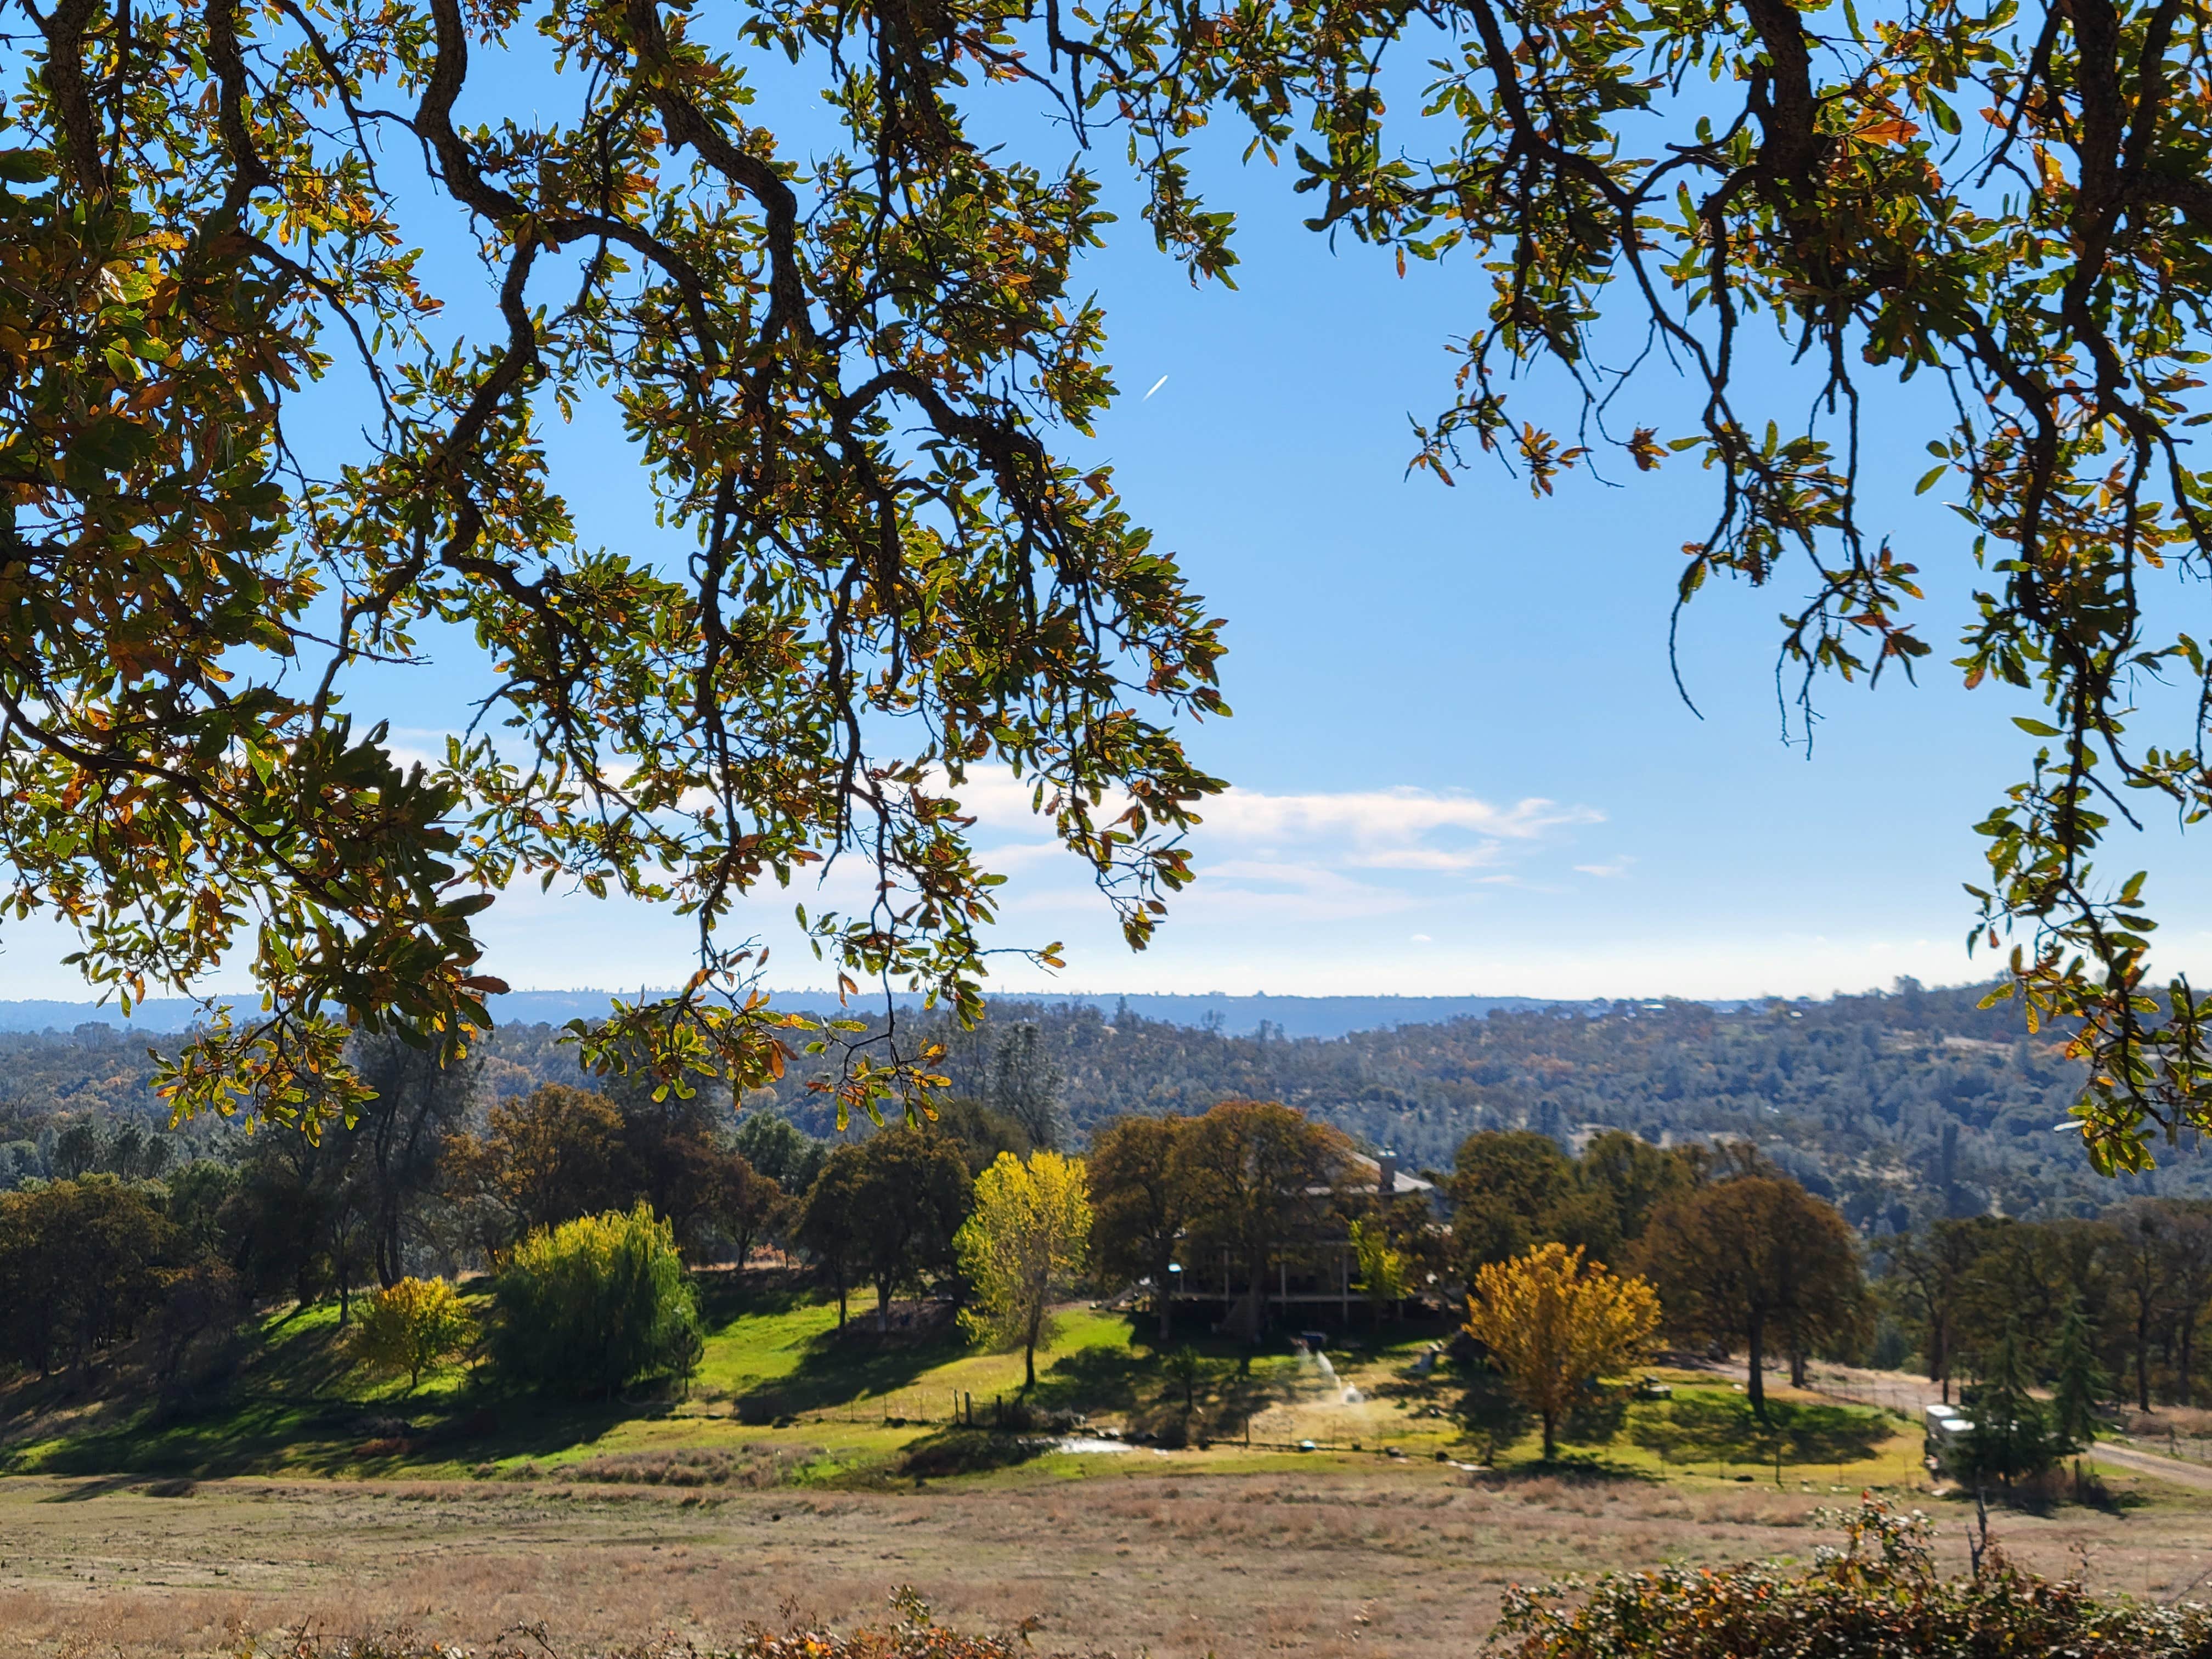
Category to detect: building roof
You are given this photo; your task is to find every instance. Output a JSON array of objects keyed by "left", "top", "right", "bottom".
[{"left": 1339, "top": 1151, "right": 1436, "bottom": 1198}]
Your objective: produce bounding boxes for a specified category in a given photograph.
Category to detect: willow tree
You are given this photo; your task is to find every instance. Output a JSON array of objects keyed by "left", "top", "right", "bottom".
[{"left": 0, "top": 0, "right": 1226, "bottom": 1129}]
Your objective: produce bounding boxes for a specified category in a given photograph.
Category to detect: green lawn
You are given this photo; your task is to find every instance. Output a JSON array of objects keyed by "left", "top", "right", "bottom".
[
  {"left": 0, "top": 1282, "right": 1927, "bottom": 1497},
  {"left": 1, "top": 1277, "right": 1286, "bottom": 1483}
]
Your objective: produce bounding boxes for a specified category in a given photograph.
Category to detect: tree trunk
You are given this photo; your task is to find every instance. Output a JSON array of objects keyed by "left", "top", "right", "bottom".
[
  {"left": 836, "top": 1279, "right": 848, "bottom": 1328},
  {"left": 1789, "top": 1344, "right": 1808, "bottom": 1389},
  {"left": 1157, "top": 1249, "right": 1173, "bottom": 1342},
  {"left": 2183, "top": 1315, "right": 2198, "bottom": 1405},
  {"left": 877, "top": 1277, "right": 893, "bottom": 1333},
  {"left": 1541, "top": 1407, "right": 1557, "bottom": 1462},
  {"left": 2138, "top": 1307, "right": 2153, "bottom": 1412},
  {"left": 379, "top": 1203, "right": 403, "bottom": 1289},
  {"left": 1746, "top": 1312, "right": 1768, "bottom": 1419}
]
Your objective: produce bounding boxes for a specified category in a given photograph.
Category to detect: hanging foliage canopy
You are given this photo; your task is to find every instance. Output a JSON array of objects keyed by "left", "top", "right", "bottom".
[
  {"left": 10, "top": 0, "right": 2212, "bottom": 1169},
  {"left": 0, "top": 0, "right": 1229, "bottom": 1127}
]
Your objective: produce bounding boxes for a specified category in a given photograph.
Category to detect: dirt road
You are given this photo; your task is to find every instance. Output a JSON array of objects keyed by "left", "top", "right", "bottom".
[
  {"left": 2086, "top": 1440, "right": 2212, "bottom": 1493},
  {"left": 1802, "top": 1361, "right": 2212, "bottom": 1497}
]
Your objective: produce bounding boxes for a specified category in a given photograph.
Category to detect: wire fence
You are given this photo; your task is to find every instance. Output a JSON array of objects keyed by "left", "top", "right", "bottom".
[{"left": 1800, "top": 1372, "right": 1931, "bottom": 1419}]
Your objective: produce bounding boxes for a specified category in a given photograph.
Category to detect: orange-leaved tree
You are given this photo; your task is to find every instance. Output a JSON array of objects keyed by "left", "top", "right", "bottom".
[{"left": 1464, "top": 1243, "right": 1661, "bottom": 1462}]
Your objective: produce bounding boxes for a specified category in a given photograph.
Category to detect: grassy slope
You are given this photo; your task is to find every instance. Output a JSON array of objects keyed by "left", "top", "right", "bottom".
[{"left": 0, "top": 1277, "right": 1931, "bottom": 1496}]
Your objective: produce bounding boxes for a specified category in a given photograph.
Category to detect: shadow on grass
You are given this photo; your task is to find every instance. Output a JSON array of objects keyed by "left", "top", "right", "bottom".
[
  {"left": 1630, "top": 1396, "right": 1891, "bottom": 1472},
  {"left": 26, "top": 1396, "right": 331, "bottom": 1479},
  {"left": 1029, "top": 1346, "right": 1154, "bottom": 1417},
  {"left": 335, "top": 1394, "right": 678, "bottom": 1477},
  {"left": 23, "top": 1374, "right": 684, "bottom": 1481},
  {"left": 1940, "top": 1461, "right": 2147, "bottom": 1516},
  {"left": 733, "top": 1314, "right": 973, "bottom": 1420},
  {"left": 692, "top": 1267, "right": 820, "bottom": 1330},
  {"left": 1471, "top": 1453, "right": 1663, "bottom": 1486},
  {"left": 38, "top": 1474, "right": 143, "bottom": 1502}
]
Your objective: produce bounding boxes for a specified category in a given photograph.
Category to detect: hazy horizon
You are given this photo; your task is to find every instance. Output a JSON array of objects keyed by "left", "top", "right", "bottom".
[{"left": 0, "top": 977, "right": 1985, "bottom": 1040}]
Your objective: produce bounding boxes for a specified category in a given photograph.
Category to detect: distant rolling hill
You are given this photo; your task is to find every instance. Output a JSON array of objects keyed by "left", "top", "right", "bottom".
[{"left": 0, "top": 989, "right": 1569, "bottom": 1040}]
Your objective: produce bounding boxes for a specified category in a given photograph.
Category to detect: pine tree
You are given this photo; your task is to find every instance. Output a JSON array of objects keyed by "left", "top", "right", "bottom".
[
  {"left": 990, "top": 1026, "right": 1068, "bottom": 1152},
  {"left": 2049, "top": 1298, "right": 2111, "bottom": 1453},
  {"left": 1960, "top": 1323, "right": 2061, "bottom": 1489}
]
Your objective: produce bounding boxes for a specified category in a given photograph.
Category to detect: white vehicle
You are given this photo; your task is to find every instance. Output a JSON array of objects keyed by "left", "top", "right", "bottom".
[{"left": 1923, "top": 1403, "right": 1974, "bottom": 1473}]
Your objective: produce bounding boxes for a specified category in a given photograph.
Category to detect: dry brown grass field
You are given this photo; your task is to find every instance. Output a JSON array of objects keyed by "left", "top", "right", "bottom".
[{"left": 6, "top": 1458, "right": 2212, "bottom": 1659}]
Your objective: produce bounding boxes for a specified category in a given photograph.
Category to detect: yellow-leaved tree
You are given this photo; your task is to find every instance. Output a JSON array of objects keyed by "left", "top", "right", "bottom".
[
  {"left": 956, "top": 1152, "right": 1092, "bottom": 1389},
  {"left": 350, "top": 1277, "right": 477, "bottom": 1392},
  {"left": 1349, "top": 1218, "right": 1412, "bottom": 1325},
  {"left": 1464, "top": 1243, "right": 1661, "bottom": 1461}
]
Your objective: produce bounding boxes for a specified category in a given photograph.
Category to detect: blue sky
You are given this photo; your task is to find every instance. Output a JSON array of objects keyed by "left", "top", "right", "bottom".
[{"left": 10, "top": 49, "right": 2212, "bottom": 1006}]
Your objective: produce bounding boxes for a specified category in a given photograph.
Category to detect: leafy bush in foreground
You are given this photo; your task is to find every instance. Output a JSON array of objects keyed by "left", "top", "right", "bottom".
[
  {"left": 490, "top": 1205, "right": 700, "bottom": 1397},
  {"left": 1496, "top": 1497, "right": 2211, "bottom": 1659}
]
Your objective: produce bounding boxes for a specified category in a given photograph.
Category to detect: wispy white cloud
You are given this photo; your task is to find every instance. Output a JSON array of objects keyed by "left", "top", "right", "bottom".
[
  {"left": 927, "top": 768, "right": 1604, "bottom": 929},
  {"left": 1203, "top": 786, "right": 1599, "bottom": 848},
  {"left": 947, "top": 768, "right": 1599, "bottom": 870},
  {"left": 1574, "top": 855, "right": 1636, "bottom": 879}
]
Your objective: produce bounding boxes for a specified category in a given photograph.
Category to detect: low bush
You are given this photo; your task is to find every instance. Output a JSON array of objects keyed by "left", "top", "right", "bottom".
[
  {"left": 1495, "top": 1495, "right": 2212, "bottom": 1659},
  {"left": 235, "top": 1590, "right": 1083, "bottom": 1659},
  {"left": 895, "top": 1426, "right": 1053, "bottom": 1479},
  {"left": 559, "top": 1446, "right": 825, "bottom": 1487},
  {"left": 490, "top": 1204, "right": 701, "bottom": 1397}
]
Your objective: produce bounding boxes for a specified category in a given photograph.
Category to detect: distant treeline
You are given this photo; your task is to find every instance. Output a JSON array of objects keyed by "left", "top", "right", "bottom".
[{"left": 3, "top": 978, "right": 2203, "bottom": 1223}]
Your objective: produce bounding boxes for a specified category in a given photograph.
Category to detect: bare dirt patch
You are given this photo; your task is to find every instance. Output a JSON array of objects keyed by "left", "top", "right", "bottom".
[{"left": 2, "top": 1465, "right": 2206, "bottom": 1659}]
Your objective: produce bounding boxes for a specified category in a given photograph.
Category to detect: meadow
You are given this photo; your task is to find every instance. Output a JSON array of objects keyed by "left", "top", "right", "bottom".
[
  {"left": 6, "top": 1446, "right": 2212, "bottom": 1659},
  {"left": 6, "top": 1277, "right": 2209, "bottom": 1659},
  {"left": 3, "top": 1270, "right": 1930, "bottom": 1489}
]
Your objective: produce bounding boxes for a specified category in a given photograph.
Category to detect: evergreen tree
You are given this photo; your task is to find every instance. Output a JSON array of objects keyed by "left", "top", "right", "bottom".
[
  {"left": 1959, "top": 1323, "right": 2061, "bottom": 1488},
  {"left": 2049, "top": 1298, "right": 2111, "bottom": 1453},
  {"left": 990, "top": 1026, "right": 1068, "bottom": 1153}
]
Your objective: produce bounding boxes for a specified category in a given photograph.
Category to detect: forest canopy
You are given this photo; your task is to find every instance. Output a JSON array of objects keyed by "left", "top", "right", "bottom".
[
  {"left": 8, "top": 0, "right": 2212, "bottom": 1165},
  {"left": 4, "top": 981, "right": 2190, "bottom": 1224}
]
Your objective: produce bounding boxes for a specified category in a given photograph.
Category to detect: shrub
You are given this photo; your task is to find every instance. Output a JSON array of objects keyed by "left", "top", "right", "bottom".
[
  {"left": 1493, "top": 1496, "right": 2212, "bottom": 1659},
  {"left": 558, "top": 1445, "right": 823, "bottom": 1488},
  {"left": 349, "top": 1276, "right": 476, "bottom": 1390},
  {"left": 490, "top": 1203, "right": 701, "bottom": 1396},
  {"left": 228, "top": 1592, "right": 1087, "bottom": 1659}
]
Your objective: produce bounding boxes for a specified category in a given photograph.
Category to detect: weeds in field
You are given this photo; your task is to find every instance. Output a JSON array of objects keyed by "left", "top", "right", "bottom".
[
  {"left": 227, "top": 1589, "right": 1094, "bottom": 1659},
  {"left": 553, "top": 1447, "right": 826, "bottom": 1488}
]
